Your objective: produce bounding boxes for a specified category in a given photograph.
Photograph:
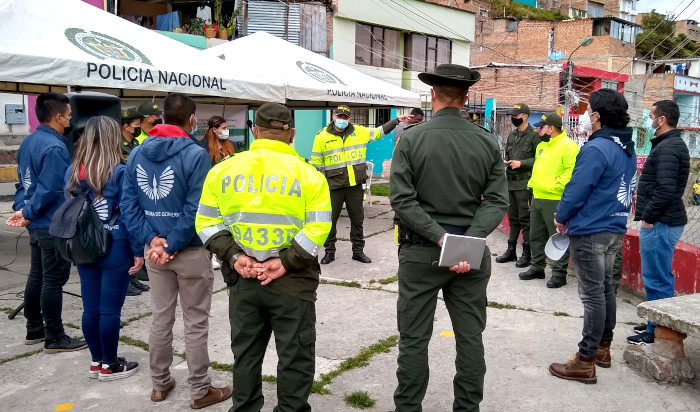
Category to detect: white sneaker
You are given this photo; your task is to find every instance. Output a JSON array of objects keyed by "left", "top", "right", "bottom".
[{"left": 211, "top": 256, "right": 221, "bottom": 270}]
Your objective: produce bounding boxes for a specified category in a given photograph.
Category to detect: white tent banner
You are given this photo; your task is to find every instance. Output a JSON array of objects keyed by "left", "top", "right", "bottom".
[
  {"left": 0, "top": 0, "right": 283, "bottom": 102},
  {"left": 204, "top": 32, "right": 420, "bottom": 107}
]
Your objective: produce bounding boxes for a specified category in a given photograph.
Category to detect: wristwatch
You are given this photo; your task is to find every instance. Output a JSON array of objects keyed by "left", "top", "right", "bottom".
[{"left": 231, "top": 252, "right": 243, "bottom": 264}]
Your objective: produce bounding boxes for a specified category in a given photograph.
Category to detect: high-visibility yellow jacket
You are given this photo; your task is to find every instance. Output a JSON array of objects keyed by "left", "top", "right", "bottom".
[
  {"left": 135, "top": 130, "right": 149, "bottom": 144},
  {"left": 195, "top": 138, "right": 331, "bottom": 301},
  {"left": 528, "top": 130, "right": 579, "bottom": 200},
  {"left": 310, "top": 121, "right": 396, "bottom": 189}
]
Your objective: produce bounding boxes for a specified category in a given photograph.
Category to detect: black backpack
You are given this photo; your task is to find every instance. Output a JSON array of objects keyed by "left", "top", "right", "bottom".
[{"left": 49, "top": 187, "right": 118, "bottom": 265}]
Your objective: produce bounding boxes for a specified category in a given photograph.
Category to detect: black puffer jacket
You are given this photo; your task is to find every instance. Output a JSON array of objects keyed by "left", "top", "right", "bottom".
[{"left": 634, "top": 129, "right": 690, "bottom": 226}]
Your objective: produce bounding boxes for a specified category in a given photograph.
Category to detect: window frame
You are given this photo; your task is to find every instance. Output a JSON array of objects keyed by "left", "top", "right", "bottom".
[
  {"left": 355, "top": 22, "right": 400, "bottom": 69},
  {"left": 404, "top": 33, "right": 452, "bottom": 72}
]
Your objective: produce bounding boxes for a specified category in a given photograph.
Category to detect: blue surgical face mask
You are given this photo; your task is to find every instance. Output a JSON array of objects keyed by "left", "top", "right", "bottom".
[{"left": 335, "top": 118, "right": 349, "bottom": 130}]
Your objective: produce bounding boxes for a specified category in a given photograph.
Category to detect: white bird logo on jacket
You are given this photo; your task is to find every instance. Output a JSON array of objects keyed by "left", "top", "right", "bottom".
[{"left": 136, "top": 164, "right": 174, "bottom": 202}]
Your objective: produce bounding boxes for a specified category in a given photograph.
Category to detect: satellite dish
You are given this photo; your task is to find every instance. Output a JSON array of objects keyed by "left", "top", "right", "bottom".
[{"left": 550, "top": 51, "right": 565, "bottom": 61}]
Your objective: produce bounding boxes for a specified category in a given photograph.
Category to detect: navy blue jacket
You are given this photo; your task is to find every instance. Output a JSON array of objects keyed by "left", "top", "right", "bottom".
[
  {"left": 64, "top": 164, "right": 143, "bottom": 257},
  {"left": 120, "top": 124, "right": 210, "bottom": 254},
  {"left": 555, "top": 127, "right": 637, "bottom": 236},
  {"left": 14, "top": 125, "right": 71, "bottom": 229}
]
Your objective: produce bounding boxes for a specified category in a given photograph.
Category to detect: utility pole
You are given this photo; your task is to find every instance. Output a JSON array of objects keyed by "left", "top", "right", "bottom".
[{"left": 563, "top": 37, "right": 594, "bottom": 132}]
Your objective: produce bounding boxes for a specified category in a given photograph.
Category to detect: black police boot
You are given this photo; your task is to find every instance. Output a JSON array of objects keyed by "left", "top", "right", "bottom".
[
  {"left": 352, "top": 252, "right": 372, "bottom": 264},
  {"left": 131, "top": 275, "right": 150, "bottom": 292},
  {"left": 495, "top": 241, "right": 517, "bottom": 264},
  {"left": 519, "top": 267, "right": 545, "bottom": 280},
  {"left": 126, "top": 282, "right": 142, "bottom": 296},
  {"left": 515, "top": 243, "right": 531, "bottom": 268},
  {"left": 546, "top": 276, "right": 567, "bottom": 288},
  {"left": 320, "top": 251, "right": 335, "bottom": 265},
  {"left": 136, "top": 267, "right": 149, "bottom": 282}
]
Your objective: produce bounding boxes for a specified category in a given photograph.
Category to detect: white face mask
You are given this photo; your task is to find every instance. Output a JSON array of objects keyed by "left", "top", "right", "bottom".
[
  {"left": 217, "top": 128, "right": 229, "bottom": 140},
  {"left": 650, "top": 117, "right": 660, "bottom": 136},
  {"left": 578, "top": 111, "right": 593, "bottom": 133}
]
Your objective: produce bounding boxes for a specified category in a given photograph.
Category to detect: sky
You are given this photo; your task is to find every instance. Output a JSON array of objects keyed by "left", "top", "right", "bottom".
[{"left": 637, "top": 0, "right": 700, "bottom": 21}]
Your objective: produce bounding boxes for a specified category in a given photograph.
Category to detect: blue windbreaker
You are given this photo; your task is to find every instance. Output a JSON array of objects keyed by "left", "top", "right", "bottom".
[
  {"left": 64, "top": 163, "right": 143, "bottom": 257},
  {"left": 14, "top": 125, "right": 71, "bottom": 229},
  {"left": 555, "top": 127, "right": 637, "bottom": 236},
  {"left": 120, "top": 124, "right": 210, "bottom": 254}
]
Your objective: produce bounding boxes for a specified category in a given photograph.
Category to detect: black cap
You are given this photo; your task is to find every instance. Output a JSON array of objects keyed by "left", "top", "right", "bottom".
[
  {"left": 255, "top": 103, "right": 294, "bottom": 130},
  {"left": 417, "top": 64, "right": 481, "bottom": 88},
  {"left": 334, "top": 105, "right": 351, "bottom": 116},
  {"left": 533, "top": 112, "right": 563, "bottom": 129},
  {"left": 138, "top": 102, "right": 163, "bottom": 116},
  {"left": 510, "top": 103, "right": 530, "bottom": 115},
  {"left": 121, "top": 107, "right": 142, "bottom": 121}
]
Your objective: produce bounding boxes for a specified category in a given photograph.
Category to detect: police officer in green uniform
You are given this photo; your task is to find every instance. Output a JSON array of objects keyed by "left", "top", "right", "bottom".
[
  {"left": 120, "top": 107, "right": 142, "bottom": 159},
  {"left": 390, "top": 64, "right": 509, "bottom": 412},
  {"left": 495, "top": 103, "right": 540, "bottom": 268},
  {"left": 135, "top": 101, "right": 163, "bottom": 144}
]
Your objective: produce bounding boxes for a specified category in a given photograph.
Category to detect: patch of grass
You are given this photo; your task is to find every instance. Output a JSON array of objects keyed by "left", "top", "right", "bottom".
[
  {"left": 487, "top": 301, "right": 536, "bottom": 312},
  {"left": 320, "top": 279, "right": 361, "bottom": 288},
  {"left": 489, "top": 0, "right": 568, "bottom": 20},
  {"left": 262, "top": 375, "right": 277, "bottom": 383},
  {"left": 553, "top": 311, "right": 570, "bottom": 317},
  {"left": 64, "top": 322, "right": 81, "bottom": 330},
  {"left": 119, "top": 335, "right": 149, "bottom": 351},
  {"left": 0, "top": 349, "right": 43, "bottom": 365},
  {"left": 312, "top": 335, "right": 398, "bottom": 394},
  {"left": 364, "top": 228, "right": 393, "bottom": 239},
  {"left": 121, "top": 311, "right": 152, "bottom": 327},
  {"left": 210, "top": 361, "right": 233, "bottom": 372},
  {"left": 213, "top": 286, "right": 229, "bottom": 294},
  {"left": 369, "top": 279, "right": 376, "bottom": 284},
  {"left": 173, "top": 351, "right": 187, "bottom": 360},
  {"left": 370, "top": 184, "right": 389, "bottom": 197},
  {"left": 0, "top": 307, "right": 14, "bottom": 314},
  {"left": 377, "top": 275, "right": 398, "bottom": 285},
  {"left": 345, "top": 391, "right": 375, "bottom": 408}
]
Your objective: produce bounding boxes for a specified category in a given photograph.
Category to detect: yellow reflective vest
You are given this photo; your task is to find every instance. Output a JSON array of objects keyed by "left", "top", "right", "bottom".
[
  {"left": 528, "top": 130, "right": 579, "bottom": 200},
  {"left": 195, "top": 139, "right": 332, "bottom": 263},
  {"left": 135, "top": 130, "right": 149, "bottom": 144},
  {"left": 310, "top": 123, "right": 386, "bottom": 189}
]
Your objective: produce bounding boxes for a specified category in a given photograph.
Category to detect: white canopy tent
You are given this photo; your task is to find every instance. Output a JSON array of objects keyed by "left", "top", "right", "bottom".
[
  {"left": 203, "top": 31, "right": 421, "bottom": 108},
  {"left": 0, "top": 0, "right": 284, "bottom": 104}
]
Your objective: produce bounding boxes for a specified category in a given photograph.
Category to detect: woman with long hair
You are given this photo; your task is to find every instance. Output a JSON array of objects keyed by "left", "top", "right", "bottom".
[
  {"left": 201, "top": 116, "right": 235, "bottom": 166},
  {"left": 65, "top": 116, "right": 144, "bottom": 381}
]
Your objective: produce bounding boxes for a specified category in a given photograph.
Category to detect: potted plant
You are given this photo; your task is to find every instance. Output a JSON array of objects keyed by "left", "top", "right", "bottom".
[
  {"left": 226, "top": 4, "right": 243, "bottom": 39},
  {"left": 203, "top": 23, "right": 219, "bottom": 38},
  {"left": 185, "top": 17, "right": 205, "bottom": 36}
]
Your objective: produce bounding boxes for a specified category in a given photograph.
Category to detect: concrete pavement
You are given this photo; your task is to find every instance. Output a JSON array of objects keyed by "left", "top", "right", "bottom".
[{"left": 0, "top": 197, "right": 699, "bottom": 411}]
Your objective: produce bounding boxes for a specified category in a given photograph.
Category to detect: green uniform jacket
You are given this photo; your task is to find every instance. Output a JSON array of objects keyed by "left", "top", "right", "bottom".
[
  {"left": 121, "top": 134, "right": 139, "bottom": 158},
  {"left": 390, "top": 107, "right": 509, "bottom": 243},
  {"left": 504, "top": 125, "right": 540, "bottom": 191}
]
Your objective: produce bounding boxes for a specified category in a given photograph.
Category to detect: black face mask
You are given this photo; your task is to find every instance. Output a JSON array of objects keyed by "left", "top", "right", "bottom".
[
  {"left": 511, "top": 117, "right": 524, "bottom": 127},
  {"left": 132, "top": 127, "right": 142, "bottom": 137},
  {"left": 153, "top": 119, "right": 163, "bottom": 125},
  {"left": 540, "top": 134, "right": 551, "bottom": 143}
]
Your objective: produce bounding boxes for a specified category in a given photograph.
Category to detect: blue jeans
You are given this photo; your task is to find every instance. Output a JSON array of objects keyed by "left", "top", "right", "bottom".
[
  {"left": 639, "top": 222, "right": 684, "bottom": 335},
  {"left": 569, "top": 232, "right": 623, "bottom": 358},
  {"left": 77, "top": 239, "right": 132, "bottom": 364}
]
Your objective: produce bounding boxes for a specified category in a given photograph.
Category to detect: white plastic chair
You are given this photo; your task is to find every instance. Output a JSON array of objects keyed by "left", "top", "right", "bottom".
[{"left": 364, "top": 161, "right": 374, "bottom": 207}]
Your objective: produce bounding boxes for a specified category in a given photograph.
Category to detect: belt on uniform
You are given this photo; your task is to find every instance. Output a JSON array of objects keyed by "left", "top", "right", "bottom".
[{"left": 396, "top": 220, "right": 469, "bottom": 246}]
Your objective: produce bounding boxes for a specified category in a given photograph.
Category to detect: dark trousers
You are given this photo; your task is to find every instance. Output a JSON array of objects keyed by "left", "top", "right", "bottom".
[
  {"left": 25, "top": 229, "right": 72, "bottom": 340},
  {"left": 77, "top": 239, "right": 132, "bottom": 364},
  {"left": 613, "top": 247, "right": 623, "bottom": 294},
  {"left": 324, "top": 184, "right": 365, "bottom": 254},
  {"left": 229, "top": 278, "right": 316, "bottom": 412},
  {"left": 394, "top": 244, "right": 490, "bottom": 412},
  {"left": 569, "top": 232, "right": 623, "bottom": 358},
  {"left": 507, "top": 189, "right": 531, "bottom": 244},
  {"left": 529, "top": 198, "right": 569, "bottom": 278}
]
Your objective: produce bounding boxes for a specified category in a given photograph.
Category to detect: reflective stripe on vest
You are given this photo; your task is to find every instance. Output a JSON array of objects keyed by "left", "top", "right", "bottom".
[
  {"left": 294, "top": 231, "right": 320, "bottom": 256},
  {"left": 198, "top": 223, "right": 229, "bottom": 243},
  {"left": 197, "top": 203, "right": 221, "bottom": 218},
  {"left": 223, "top": 211, "right": 303, "bottom": 229}
]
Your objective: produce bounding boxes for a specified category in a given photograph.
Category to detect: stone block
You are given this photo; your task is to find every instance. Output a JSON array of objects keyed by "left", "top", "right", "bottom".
[
  {"left": 655, "top": 326, "right": 687, "bottom": 342},
  {"left": 653, "top": 338, "right": 686, "bottom": 359},
  {"left": 623, "top": 345, "right": 695, "bottom": 384}
]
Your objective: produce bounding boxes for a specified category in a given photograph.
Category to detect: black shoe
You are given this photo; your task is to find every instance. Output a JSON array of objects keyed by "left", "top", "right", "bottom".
[
  {"left": 633, "top": 325, "right": 647, "bottom": 335},
  {"left": 515, "top": 244, "right": 531, "bottom": 268},
  {"left": 519, "top": 267, "right": 545, "bottom": 280},
  {"left": 98, "top": 357, "right": 139, "bottom": 382},
  {"left": 25, "top": 330, "right": 45, "bottom": 345},
  {"left": 126, "top": 282, "right": 142, "bottom": 296},
  {"left": 44, "top": 335, "right": 87, "bottom": 353},
  {"left": 627, "top": 331, "right": 654, "bottom": 346},
  {"left": 131, "top": 276, "right": 150, "bottom": 292},
  {"left": 320, "top": 252, "right": 335, "bottom": 265},
  {"left": 546, "top": 276, "right": 567, "bottom": 288},
  {"left": 352, "top": 252, "right": 372, "bottom": 264},
  {"left": 136, "top": 267, "right": 149, "bottom": 282},
  {"left": 495, "top": 241, "right": 517, "bottom": 264},
  {"left": 120, "top": 320, "right": 124, "bottom": 329}
]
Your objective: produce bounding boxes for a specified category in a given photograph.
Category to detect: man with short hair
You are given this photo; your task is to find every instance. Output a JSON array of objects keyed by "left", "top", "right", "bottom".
[
  {"left": 627, "top": 100, "right": 690, "bottom": 346},
  {"left": 135, "top": 101, "right": 163, "bottom": 144},
  {"left": 311, "top": 105, "right": 412, "bottom": 264},
  {"left": 390, "top": 64, "right": 508, "bottom": 411},
  {"left": 519, "top": 112, "right": 579, "bottom": 288},
  {"left": 7, "top": 92, "right": 87, "bottom": 353},
  {"left": 496, "top": 103, "right": 540, "bottom": 268},
  {"left": 549, "top": 89, "right": 637, "bottom": 383},
  {"left": 121, "top": 93, "right": 232, "bottom": 408},
  {"left": 196, "top": 102, "right": 331, "bottom": 412},
  {"left": 393, "top": 107, "right": 425, "bottom": 143}
]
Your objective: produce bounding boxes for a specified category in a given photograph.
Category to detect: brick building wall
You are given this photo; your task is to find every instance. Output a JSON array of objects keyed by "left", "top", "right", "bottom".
[
  {"left": 468, "top": 67, "right": 561, "bottom": 110},
  {"left": 638, "top": 74, "right": 676, "bottom": 108}
]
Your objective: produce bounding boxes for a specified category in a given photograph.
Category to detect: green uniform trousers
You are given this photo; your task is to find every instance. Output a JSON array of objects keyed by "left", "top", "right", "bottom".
[
  {"left": 507, "top": 189, "right": 532, "bottom": 244},
  {"left": 325, "top": 184, "right": 365, "bottom": 254},
  {"left": 529, "top": 198, "right": 569, "bottom": 279},
  {"left": 229, "top": 278, "right": 316, "bottom": 412},
  {"left": 394, "top": 243, "right": 491, "bottom": 412}
]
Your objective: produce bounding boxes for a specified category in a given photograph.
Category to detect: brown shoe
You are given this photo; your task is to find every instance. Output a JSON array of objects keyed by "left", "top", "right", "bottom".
[
  {"left": 595, "top": 341, "right": 611, "bottom": 368},
  {"left": 190, "top": 385, "right": 233, "bottom": 409},
  {"left": 151, "top": 378, "right": 176, "bottom": 402},
  {"left": 549, "top": 352, "right": 597, "bottom": 384}
]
